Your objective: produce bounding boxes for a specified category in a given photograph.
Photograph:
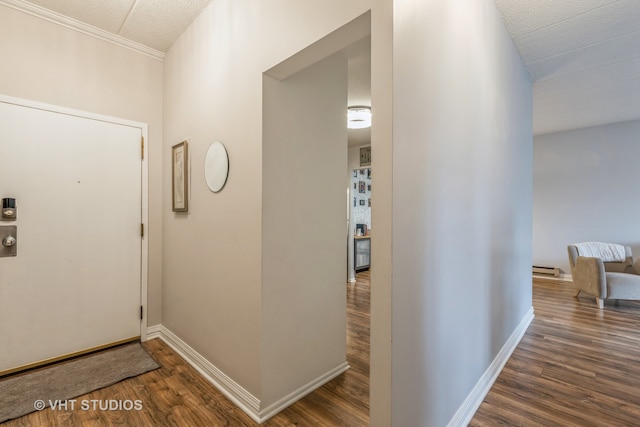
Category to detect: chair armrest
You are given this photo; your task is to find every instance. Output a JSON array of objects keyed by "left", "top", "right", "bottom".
[{"left": 574, "top": 256, "right": 607, "bottom": 298}]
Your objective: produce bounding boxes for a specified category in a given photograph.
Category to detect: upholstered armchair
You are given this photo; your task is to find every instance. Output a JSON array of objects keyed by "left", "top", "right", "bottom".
[{"left": 567, "top": 243, "right": 640, "bottom": 309}]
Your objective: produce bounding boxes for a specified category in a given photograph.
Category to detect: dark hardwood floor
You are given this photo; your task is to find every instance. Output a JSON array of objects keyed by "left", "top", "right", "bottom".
[
  {"left": 471, "top": 277, "right": 640, "bottom": 426},
  {"left": 18, "top": 273, "right": 640, "bottom": 426},
  {"left": 2, "top": 271, "right": 370, "bottom": 426}
]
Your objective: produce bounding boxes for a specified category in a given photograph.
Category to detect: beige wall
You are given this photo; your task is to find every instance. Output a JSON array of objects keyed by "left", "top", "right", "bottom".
[
  {"left": 0, "top": 4, "right": 164, "bottom": 325},
  {"left": 533, "top": 119, "right": 640, "bottom": 275},
  {"left": 262, "top": 51, "right": 348, "bottom": 407},
  {"left": 162, "top": 0, "right": 369, "bottom": 407},
  {"left": 369, "top": 0, "right": 394, "bottom": 424},
  {"left": 391, "top": 0, "right": 532, "bottom": 425}
]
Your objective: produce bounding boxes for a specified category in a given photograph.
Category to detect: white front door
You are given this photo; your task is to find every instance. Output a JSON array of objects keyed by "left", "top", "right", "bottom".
[{"left": 0, "top": 98, "right": 143, "bottom": 373}]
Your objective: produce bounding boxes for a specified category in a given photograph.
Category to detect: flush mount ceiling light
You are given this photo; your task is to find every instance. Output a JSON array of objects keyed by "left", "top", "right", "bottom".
[{"left": 347, "top": 106, "right": 372, "bottom": 129}]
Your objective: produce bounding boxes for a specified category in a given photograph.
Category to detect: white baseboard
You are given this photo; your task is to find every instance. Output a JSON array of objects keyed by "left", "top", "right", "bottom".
[
  {"left": 259, "top": 361, "right": 349, "bottom": 421},
  {"left": 532, "top": 273, "right": 573, "bottom": 282},
  {"left": 146, "top": 325, "right": 261, "bottom": 421},
  {"left": 145, "top": 324, "right": 162, "bottom": 340},
  {"left": 145, "top": 324, "right": 348, "bottom": 423},
  {"left": 559, "top": 272, "right": 572, "bottom": 282},
  {"left": 447, "top": 306, "right": 535, "bottom": 427}
]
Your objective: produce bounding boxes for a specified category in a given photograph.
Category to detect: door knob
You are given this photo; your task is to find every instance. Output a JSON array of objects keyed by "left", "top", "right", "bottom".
[{"left": 2, "top": 235, "right": 16, "bottom": 247}]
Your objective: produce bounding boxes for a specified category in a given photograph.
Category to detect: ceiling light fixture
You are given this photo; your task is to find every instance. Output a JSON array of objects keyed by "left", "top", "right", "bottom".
[{"left": 347, "top": 106, "right": 371, "bottom": 129}]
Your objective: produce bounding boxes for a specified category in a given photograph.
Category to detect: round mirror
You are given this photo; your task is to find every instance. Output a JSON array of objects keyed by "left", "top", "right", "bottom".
[{"left": 204, "top": 141, "right": 229, "bottom": 192}]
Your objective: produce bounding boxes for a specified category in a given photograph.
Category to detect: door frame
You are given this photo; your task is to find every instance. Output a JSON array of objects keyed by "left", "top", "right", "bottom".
[{"left": 0, "top": 93, "right": 150, "bottom": 340}]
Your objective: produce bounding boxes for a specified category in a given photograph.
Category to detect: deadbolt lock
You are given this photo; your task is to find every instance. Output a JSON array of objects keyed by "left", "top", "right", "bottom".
[{"left": 1, "top": 198, "right": 16, "bottom": 221}]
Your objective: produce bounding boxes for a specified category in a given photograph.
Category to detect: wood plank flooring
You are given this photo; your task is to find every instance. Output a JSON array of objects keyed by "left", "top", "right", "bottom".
[
  {"left": 14, "top": 273, "right": 639, "bottom": 426},
  {"left": 471, "top": 277, "right": 640, "bottom": 427},
  {"left": 2, "top": 272, "right": 370, "bottom": 426}
]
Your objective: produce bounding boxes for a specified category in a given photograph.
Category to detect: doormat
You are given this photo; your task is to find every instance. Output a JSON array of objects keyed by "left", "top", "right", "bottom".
[{"left": 0, "top": 342, "right": 159, "bottom": 423}]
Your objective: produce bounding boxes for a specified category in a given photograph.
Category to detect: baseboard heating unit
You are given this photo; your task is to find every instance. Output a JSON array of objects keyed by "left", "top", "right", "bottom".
[{"left": 532, "top": 265, "right": 560, "bottom": 277}]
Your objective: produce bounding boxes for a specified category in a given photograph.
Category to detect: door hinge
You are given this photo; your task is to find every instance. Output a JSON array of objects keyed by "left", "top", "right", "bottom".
[
  {"left": 141, "top": 136, "right": 144, "bottom": 160},
  {"left": 141, "top": 223, "right": 144, "bottom": 238},
  {"left": 140, "top": 306, "right": 143, "bottom": 320}
]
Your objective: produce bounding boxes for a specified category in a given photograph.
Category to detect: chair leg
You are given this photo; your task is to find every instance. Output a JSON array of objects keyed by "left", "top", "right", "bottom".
[
  {"left": 596, "top": 297, "right": 604, "bottom": 309},
  {"left": 574, "top": 288, "right": 581, "bottom": 297}
]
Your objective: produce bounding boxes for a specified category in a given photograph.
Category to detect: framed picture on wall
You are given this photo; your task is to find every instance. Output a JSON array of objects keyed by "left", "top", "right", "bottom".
[
  {"left": 172, "top": 141, "right": 189, "bottom": 212},
  {"left": 359, "top": 181, "right": 366, "bottom": 193},
  {"left": 360, "top": 147, "right": 371, "bottom": 166}
]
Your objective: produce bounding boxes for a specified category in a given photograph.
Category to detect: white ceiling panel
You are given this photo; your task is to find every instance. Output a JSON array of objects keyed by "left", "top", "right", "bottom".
[
  {"left": 527, "top": 30, "right": 640, "bottom": 81},
  {"left": 14, "top": 0, "right": 212, "bottom": 52},
  {"left": 495, "top": 0, "right": 640, "bottom": 135},
  {"left": 513, "top": 1, "right": 640, "bottom": 64},
  {"left": 23, "top": 0, "right": 135, "bottom": 33},
  {"left": 534, "top": 57, "right": 640, "bottom": 100},
  {"left": 494, "top": 0, "right": 618, "bottom": 37},
  {"left": 119, "top": 0, "right": 211, "bottom": 52}
]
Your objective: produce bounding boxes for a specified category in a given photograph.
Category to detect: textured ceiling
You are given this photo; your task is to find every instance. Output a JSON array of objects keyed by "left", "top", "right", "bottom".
[
  {"left": 20, "top": 0, "right": 211, "bottom": 52},
  {"left": 495, "top": 0, "right": 640, "bottom": 135}
]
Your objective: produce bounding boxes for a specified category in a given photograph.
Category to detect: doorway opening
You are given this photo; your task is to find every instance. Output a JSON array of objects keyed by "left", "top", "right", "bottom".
[
  {"left": 261, "top": 11, "right": 372, "bottom": 421},
  {"left": 346, "top": 34, "right": 372, "bottom": 283},
  {"left": 349, "top": 166, "right": 372, "bottom": 279}
]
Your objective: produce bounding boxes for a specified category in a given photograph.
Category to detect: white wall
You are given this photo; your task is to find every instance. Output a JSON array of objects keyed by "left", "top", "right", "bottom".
[
  {"left": 262, "top": 51, "right": 348, "bottom": 408},
  {"left": 162, "top": 0, "right": 368, "bottom": 411},
  {"left": 0, "top": 4, "right": 164, "bottom": 325},
  {"left": 391, "top": 0, "right": 533, "bottom": 425},
  {"left": 533, "top": 119, "right": 640, "bottom": 275}
]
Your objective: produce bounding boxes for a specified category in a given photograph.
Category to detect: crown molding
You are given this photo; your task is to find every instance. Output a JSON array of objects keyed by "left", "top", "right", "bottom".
[{"left": 0, "top": 0, "right": 164, "bottom": 61}]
